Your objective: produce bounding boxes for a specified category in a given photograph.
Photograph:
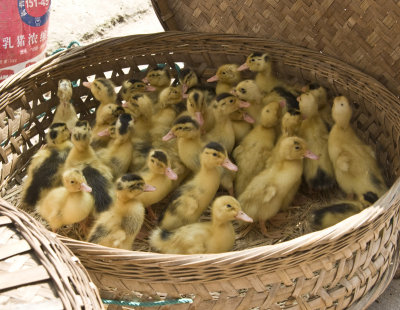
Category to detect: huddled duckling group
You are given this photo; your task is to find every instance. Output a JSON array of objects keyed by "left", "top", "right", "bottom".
[{"left": 20, "top": 52, "right": 388, "bottom": 255}]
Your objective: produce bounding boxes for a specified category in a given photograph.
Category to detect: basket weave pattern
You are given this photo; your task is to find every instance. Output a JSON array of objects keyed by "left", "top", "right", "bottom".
[{"left": 0, "top": 32, "right": 399, "bottom": 309}]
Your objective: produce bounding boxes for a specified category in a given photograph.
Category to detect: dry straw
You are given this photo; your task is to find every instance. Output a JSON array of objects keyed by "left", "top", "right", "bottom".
[{"left": 0, "top": 31, "right": 400, "bottom": 309}]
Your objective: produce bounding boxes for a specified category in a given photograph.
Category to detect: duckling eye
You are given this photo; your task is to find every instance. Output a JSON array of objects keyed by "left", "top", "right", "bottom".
[
  {"left": 70, "top": 180, "right": 75, "bottom": 184},
  {"left": 213, "top": 152, "right": 218, "bottom": 157},
  {"left": 229, "top": 99, "right": 234, "bottom": 103},
  {"left": 222, "top": 71, "right": 226, "bottom": 75},
  {"left": 240, "top": 88, "right": 246, "bottom": 93},
  {"left": 295, "top": 146, "right": 300, "bottom": 150},
  {"left": 151, "top": 159, "right": 155, "bottom": 163},
  {"left": 226, "top": 204, "right": 232, "bottom": 208},
  {"left": 341, "top": 103, "right": 344, "bottom": 106},
  {"left": 251, "top": 59, "right": 255, "bottom": 62},
  {"left": 266, "top": 109, "right": 270, "bottom": 113}
]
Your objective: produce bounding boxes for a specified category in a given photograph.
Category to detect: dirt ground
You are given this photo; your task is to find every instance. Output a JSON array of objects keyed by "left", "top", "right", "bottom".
[{"left": 44, "top": 1, "right": 400, "bottom": 309}]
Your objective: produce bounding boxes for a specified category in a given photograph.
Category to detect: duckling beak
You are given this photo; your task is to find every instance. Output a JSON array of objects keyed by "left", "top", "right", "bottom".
[
  {"left": 221, "top": 157, "right": 238, "bottom": 171},
  {"left": 195, "top": 112, "right": 204, "bottom": 126},
  {"left": 165, "top": 167, "right": 178, "bottom": 180},
  {"left": 207, "top": 75, "right": 219, "bottom": 83},
  {"left": 143, "top": 184, "right": 157, "bottom": 192},
  {"left": 97, "top": 128, "right": 110, "bottom": 137},
  {"left": 304, "top": 150, "right": 319, "bottom": 160},
  {"left": 235, "top": 211, "right": 253, "bottom": 223},
  {"left": 80, "top": 182, "right": 92, "bottom": 193},
  {"left": 239, "top": 100, "right": 251, "bottom": 108},
  {"left": 162, "top": 130, "right": 176, "bottom": 141},
  {"left": 237, "top": 63, "right": 249, "bottom": 71},
  {"left": 146, "top": 85, "right": 156, "bottom": 92},
  {"left": 243, "top": 112, "right": 255, "bottom": 124},
  {"left": 82, "top": 81, "right": 92, "bottom": 89},
  {"left": 182, "top": 84, "right": 188, "bottom": 94},
  {"left": 279, "top": 100, "right": 286, "bottom": 108},
  {"left": 142, "top": 77, "right": 149, "bottom": 84},
  {"left": 121, "top": 101, "right": 128, "bottom": 108},
  {"left": 182, "top": 93, "right": 189, "bottom": 99}
]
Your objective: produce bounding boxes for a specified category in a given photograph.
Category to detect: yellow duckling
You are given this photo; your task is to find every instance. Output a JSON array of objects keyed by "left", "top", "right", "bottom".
[
  {"left": 233, "top": 79, "right": 265, "bottom": 124},
  {"left": 239, "top": 136, "right": 318, "bottom": 235},
  {"left": 142, "top": 66, "right": 171, "bottom": 94},
  {"left": 52, "top": 79, "right": 77, "bottom": 131},
  {"left": 302, "top": 83, "right": 332, "bottom": 129},
  {"left": 328, "top": 96, "right": 387, "bottom": 205},
  {"left": 150, "top": 196, "right": 253, "bottom": 254},
  {"left": 100, "top": 113, "right": 135, "bottom": 179},
  {"left": 263, "top": 87, "right": 300, "bottom": 116},
  {"left": 233, "top": 102, "right": 280, "bottom": 195},
  {"left": 37, "top": 168, "right": 94, "bottom": 232},
  {"left": 118, "top": 79, "right": 156, "bottom": 103},
  {"left": 298, "top": 92, "right": 335, "bottom": 191},
  {"left": 137, "top": 149, "right": 178, "bottom": 219},
  {"left": 207, "top": 64, "right": 242, "bottom": 95},
  {"left": 21, "top": 123, "right": 72, "bottom": 210},
  {"left": 179, "top": 68, "right": 216, "bottom": 103},
  {"left": 87, "top": 174, "right": 156, "bottom": 249},
  {"left": 159, "top": 142, "right": 238, "bottom": 230},
  {"left": 186, "top": 90, "right": 215, "bottom": 133}
]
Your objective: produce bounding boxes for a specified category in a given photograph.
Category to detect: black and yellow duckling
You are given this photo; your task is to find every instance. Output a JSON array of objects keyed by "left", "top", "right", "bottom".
[
  {"left": 142, "top": 66, "right": 171, "bottom": 95},
  {"left": 179, "top": 67, "right": 216, "bottom": 103},
  {"left": 207, "top": 64, "right": 242, "bottom": 95},
  {"left": 52, "top": 79, "right": 77, "bottom": 131},
  {"left": 21, "top": 122, "right": 72, "bottom": 210},
  {"left": 150, "top": 196, "right": 253, "bottom": 254},
  {"left": 159, "top": 142, "right": 238, "bottom": 231},
  {"left": 328, "top": 96, "right": 388, "bottom": 205},
  {"left": 186, "top": 89, "right": 215, "bottom": 133},
  {"left": 87, "top": 174, "right": 156, "bottom": 250},
  {"left": 118, "top": 79, "right": 156, "bottom": 103},
  {"left": 37, "top": 168, "right": 94, "bottom": 232}
]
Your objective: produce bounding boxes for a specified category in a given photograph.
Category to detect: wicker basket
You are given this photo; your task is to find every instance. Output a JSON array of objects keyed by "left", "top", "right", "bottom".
[
  {"left": 0, "top": 198, "right": 103, "bottom": 309},
  {"left": 1, "top": 32, "right": 400, "bottom": 309}
]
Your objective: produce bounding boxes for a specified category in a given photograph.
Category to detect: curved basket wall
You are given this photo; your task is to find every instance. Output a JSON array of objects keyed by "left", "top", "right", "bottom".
[
  {"left": 0, "top": 32, "right": 400, "bottom": 309},
  {"left": 151, "top": 0, "right": 400, "bottom": 98}
]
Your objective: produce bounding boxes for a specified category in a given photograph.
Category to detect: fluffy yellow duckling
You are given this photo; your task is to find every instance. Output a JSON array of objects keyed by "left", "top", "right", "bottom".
[
  {"left": 52, "top": 79, "right": 77, "bottom": 131},
  {"left": 233, "top": 79, "right": 265, "bottom": 124},
  {"left": 312, "top": 200, "right": 364, "bottom": 230},
  {"left": 207, "top": 64, "right": 242, "bottom": 95},
  {"left": 239, "top": 136, "right": 318, "bottom": 235},
  {"left": 298, "top": 92, "right": 335, "bottom": 191},
  {"left": 142, "top": 66, "right": 171, "bottom": 94},
  {"left": 65, "top": 120, "right": 114, "bottom": 214},
  {"left": 150, "top": 196, "right": 253, "bottom": 254},
  {"left": 302, "top": 83, "right": 332, "bottom": 129},
  {"left": 179, "top": 68, "right": 216, "bottom": 103},
  {"left": 328, "top": 96, "right": 387, "bottom": 205},
  {"left": 100, "top": 113, "right": 135, "bottom": 179},
  {"left": 87, "top": 174, "right": 156, "bottom": 249},
  {"left": 137, "top": 149, "right": 178, "bottom": 219},
  {"left": 159, "top": 142, "right": 237, "bottom": 230},
  {"left": 118, "top": 79, "right": 156, "bottom": 103},
  {"left": 21, "top": 123, "right": 72, "bottom": 210},
  {"left": 37, "top": 169, "right": 94, "bottom": 232},
  {"left": 186, "top": 90, "right": 215, "bottom": 133},
  {"left": 233, "top": 102, "right": 280, "bottom": 195}
]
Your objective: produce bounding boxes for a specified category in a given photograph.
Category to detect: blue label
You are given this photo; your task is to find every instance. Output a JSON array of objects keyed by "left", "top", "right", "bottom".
[{"left": 18, "top": 0, "right": 51, "bottom": 27}]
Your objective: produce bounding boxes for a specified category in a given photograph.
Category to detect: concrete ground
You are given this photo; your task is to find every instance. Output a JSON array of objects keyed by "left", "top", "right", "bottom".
[{"left": 46, "top": 1, "right": 399, "bottom": 309}]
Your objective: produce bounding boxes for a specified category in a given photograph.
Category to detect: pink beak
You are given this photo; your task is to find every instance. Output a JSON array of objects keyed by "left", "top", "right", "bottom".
[
  {"left": 182, "top": 93, "right": 189, "bottom": 99},
  {"left": 97, "top": 128, "right": 110, "bottom": 137},
  {"left": 182, "top": 84, "right": 188, "bottom": 94},
  {"left": 122, "top": 101, "right": 128, "bottom": 108},
  {"left": 142, "top": 77, "right": 149, "bottom": 83},
  {"left": 304, "top": 150, "right": 319, "bottom": 160},
  {"left": 230, "top": 88, "right": 236, "bottom": 95},
  {"left": 162, "top": 130, "right": 176, "bottom": 141},
  {"left": 221, "top": 157, "right": 238, "bottom": 171},
  {"left": 243, "top": 113, "right": 255, "bottom": 124},
  {"left": 146, "top": 85, "right": 156, "bottom": 91},
  {"left": 237, "top": 63, "right": 249, "bottom": 71},
  {"left": 239, "top": 100, "right": 251, "bottom": 108},
  {"left": 207, "top": 75, "right": 219, "bottom": 83},
  {"left": 80, "top": 182, "right": 92, "bottom": 193},
  {"left": 235, "top": 210, "right": 253, "bottom": 223},
  {"left": 279, "top": 100, "right": 286, "bottom": 108},
  {"left": 195, "top": 112, "right": 204, "bottom": 127},
  {"left": 165, "top": 167, "right": 178, "bottom": 180},
  {"left": 82, "top": 81, "right": 92, "bottom": 89},
  {"left": 143, "top": 184, "right": 157, "bottom": 192}
]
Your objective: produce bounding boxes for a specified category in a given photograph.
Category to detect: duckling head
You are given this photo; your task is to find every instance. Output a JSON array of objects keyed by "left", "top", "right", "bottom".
[
  {"left": 143, "top": 67, "right": 171, "bottom": 88},
  {"left": 62, "top": 169, "right": 92, "bottom": 193},
  {"left": 260, "top": 102, "right": 280, "bottom": 128},
  {"left": 212, "top": 196, "right": 253, "bottom": 224},
  {"left": 119, "top": 79, "right": 156, "bottom": 102},
  {"left": 214, "top": 93, "right": 249, "bottom": 115},
  {"left": 71, "top": 120, "right": 91, "bottom": 149},
  {"left": 147, "top": 149, "right": 178, "bottom": 180},
  {"left": 207, "top": 64, "right": 241, "bottom": 84},
  {"left": 200, "top": 142, "right": 238, "bottom": 171},
  {"left": 97, "top": 103, "right": 124, "bottom": 125},
  {"left": 281, "top": 111, "right": 302, "bottom": 136},
  {"left": 238, "top": 52, "right": 271, "bottom": 73},
  {"left": 115, "top": 113, "right": 134, "bottom": 139},
  {"left": 116, "top": 173, "right": 156, "bottom": 200},
  {"left": 46, "top": 122, "right": 71, "bottom": 146},
  {"left": 83, "top": 78, "right": 117, "bottom": 104},
  {"left": 187, "top": 90, "right": 206, "bottom": 126},
  {"left": 179, "top": 68, "right": 199, "bottom": 93},
  {"left": 233, "top": 80, "right": 262, "bottom": 103},
  {"left": 332, "top": 96, "right": 352, "bottom": 128},
  {"left": 123, "top": 93, "right": 152, "bottom": 119},
  {"left": 57, "top": 79, "right": 73, "bottom": 102},
  {"left": 162, "top": 116, "right": 201, "bottom": 141},
  {"left": 159, "top": 85, "right": 183, "bottom": 107},
  {"left": 279, "top": 136, "right": 319, "bottom": 161},
  {"left": 298, "top": 92, "right": 318, "bottom": 119}
]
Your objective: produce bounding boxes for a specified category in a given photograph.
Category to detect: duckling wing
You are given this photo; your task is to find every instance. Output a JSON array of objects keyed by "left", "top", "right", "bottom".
[
  {"left": 263, "top": 186, "right": 277, "bottom": 203},
  {"left": 336, "top": 152, "right": 351, "bottom": 172}
]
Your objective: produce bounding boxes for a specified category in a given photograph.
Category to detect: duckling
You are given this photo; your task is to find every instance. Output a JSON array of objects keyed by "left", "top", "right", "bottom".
[
  {"left": 91, "top": 103, "right": 125, "bottom": 150},
  {"left": 150, "top": 196, "right": 253, "bottom": 254},
  {"left": 186, "top": 90, "right": 215, "bottom": 133},
  {"left": 21, "top": 123, "right": 72, "bottom": 210},
  {"left": 137, "top": 149, "right": 178, "bottom": 218},
  {"left": 263, "top": 86, "right": 299, "bottom": 116},
  {"left": 233, "top": 102, "right": 280, "bottom": 195},
  {"left": 312, "top": 200, "right": 364, "bottom": 230},
  {"left": 87, "top": 174, "right": 156, "bottom": 249},
  {"left": 239, "top": 136, "right": 318, "bottom": 235},
  {"left": 179, "top": 68, "right": 216, "bottom": 103},
  {"left": 142, "top": 66, "right": 171, "bottom": 94},
  {"left": 100, "top": 113, "right": 135, "bottom": 179},
  {"left": 159, "top": 142, "right": 237, "bottom": 230},
  {"left": 298, "top": 92, "right": 335, "bottom": 191},
  {"left": 207, "top": 64, "right": 242, "bottom": 95},
  {"left": 37, "top": 168, "right": 94, "bottom": 232},
  {"left": 233, "top": 79, "right": 265, "bottom": 123},
  {"left": 302, "top": 83, "right": 332, "bottom": 129},
  {"left": 118, "top": 79, "right": 156, "bottom": 103},
  {"left": 65, "top": 120, "right": 114, "bottom": 214},
  {"left": 52, "top": 79, "right": 77, "bottom": 131},
  {"left": 328, "top": 96, "right": 387, "bottom": 205}
]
